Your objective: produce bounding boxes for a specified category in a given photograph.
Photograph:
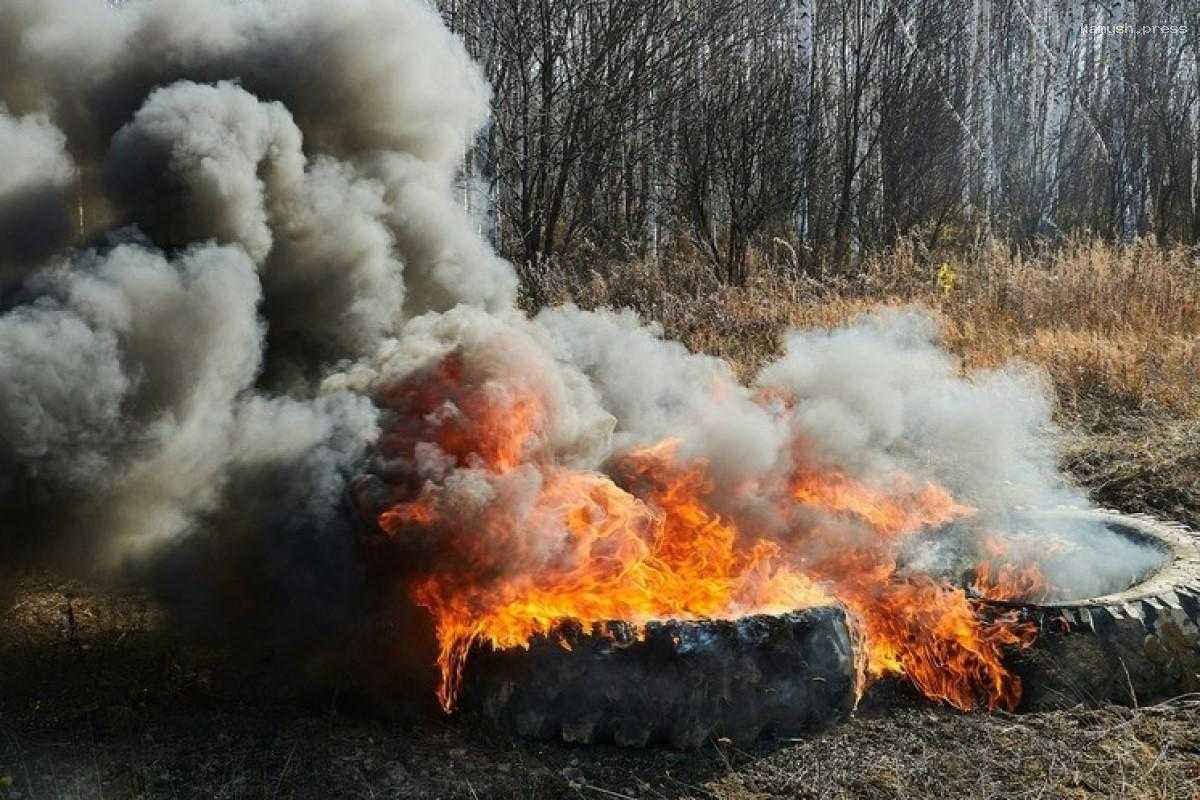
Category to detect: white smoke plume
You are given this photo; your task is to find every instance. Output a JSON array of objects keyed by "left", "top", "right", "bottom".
[
  {"left": 0, "top": 0, "right": 1142, "bottom": 676},
  {"left": 533, "top": 304, "right": 1069, "bottom": 506},
  {"left": 533, "top": 305, "right": 1159, "bottom": 598}
]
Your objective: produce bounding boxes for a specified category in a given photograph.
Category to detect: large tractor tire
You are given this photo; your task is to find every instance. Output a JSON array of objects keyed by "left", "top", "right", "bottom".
[
  {"left": 460, "top": 606, "right": 856, "bottom": 749},
  {"left": 974, "top": 508, "right": 1200, "bottom": 709}
]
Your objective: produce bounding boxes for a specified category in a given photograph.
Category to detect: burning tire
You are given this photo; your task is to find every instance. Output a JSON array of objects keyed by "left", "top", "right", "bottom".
[
  {"left": 973, "top": 508, "right": 1200, "bottom": 709},
  {"left": 459, "top": 606, "right": 856, "bottom": 749}
]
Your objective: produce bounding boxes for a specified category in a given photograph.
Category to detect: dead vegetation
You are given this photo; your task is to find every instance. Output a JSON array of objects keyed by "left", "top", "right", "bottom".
[
  {"left": 3, "top": 574, "right": 1200, "bottom": 799},
  {"left": 3, "top": 575, "right": 1199, "bottom": 800},
  {"left": 3, "top": 238, "right": 1200, "bottom": 799},
  {"left": 522, "top": 236, "right": 1200, "bottom": 419}
]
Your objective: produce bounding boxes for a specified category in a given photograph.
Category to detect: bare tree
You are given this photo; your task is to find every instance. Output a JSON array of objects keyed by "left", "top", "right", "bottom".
[{"left": 438, "top": 0, "right": 1200, "bottom": 278}]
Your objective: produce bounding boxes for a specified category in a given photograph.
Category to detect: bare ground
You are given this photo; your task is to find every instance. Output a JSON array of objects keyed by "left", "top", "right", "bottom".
[
  {"left": 6, "top": 240, "right": 1200, "bottom": 798},
  {"left": 2, "top": 406, "right": 1199, "bottom": 799},
  {"left": 4, "top": 684, "right": 1199, "bottom": 799}
]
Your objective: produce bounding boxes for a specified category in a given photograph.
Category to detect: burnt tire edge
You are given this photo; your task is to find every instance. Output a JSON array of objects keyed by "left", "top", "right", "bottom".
[{"left": 459, "top": 605, "right": 856, "bottom": 749}]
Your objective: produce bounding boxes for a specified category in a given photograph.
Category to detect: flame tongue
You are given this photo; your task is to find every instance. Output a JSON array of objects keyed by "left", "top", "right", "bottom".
[
  {"left": 785, "top": 470, "right": 1038, "bottom": 710},
  {"left": 390, "top": 451, "right": 828, "bottom": 711},
  {"left": 374, "top": 354, "right": 1040, "bottom": 713}
]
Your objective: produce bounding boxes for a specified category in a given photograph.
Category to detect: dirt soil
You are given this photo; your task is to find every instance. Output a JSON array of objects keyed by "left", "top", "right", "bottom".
[{"left": 3, "top": 415, "right": 1199, "bottom": 800}]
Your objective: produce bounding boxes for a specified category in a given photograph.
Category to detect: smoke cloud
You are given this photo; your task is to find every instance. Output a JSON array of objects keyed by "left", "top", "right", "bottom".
[
  {"left": 0, "top": 0, "right": 1141, "bottom": 693},
  {"left": 0, "top": 106, "right": 74, "bottom": 281},
  {"left": 0, "top": 0, "right": 494, "bottom": 633}
]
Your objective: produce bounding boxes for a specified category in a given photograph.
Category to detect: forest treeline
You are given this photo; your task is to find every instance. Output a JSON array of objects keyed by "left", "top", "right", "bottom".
[{"left": 439, "top": 0, "right": 1199, "bottom": 281}]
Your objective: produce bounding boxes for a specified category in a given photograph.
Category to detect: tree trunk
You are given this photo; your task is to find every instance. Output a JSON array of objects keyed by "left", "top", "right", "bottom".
[
  {"left": 978, "top": 0, "right": 996, "bottom": 240},
  {"left": 1041, "top": 0, "right": 1082, "bottom": 236},
  {"left": 961, "top": 0, "right": 978, "bottom": 212},
  {"left": 792, "top": 0, "right": 815, "bottom": 245},
  {"left": 473, "top": 0, "right": 500, "bottom": 251}
]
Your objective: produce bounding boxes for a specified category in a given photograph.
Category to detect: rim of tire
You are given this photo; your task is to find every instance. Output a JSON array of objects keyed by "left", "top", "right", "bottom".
[{"left": 972, "top": 507, "right": 1200, "bottom": 629}]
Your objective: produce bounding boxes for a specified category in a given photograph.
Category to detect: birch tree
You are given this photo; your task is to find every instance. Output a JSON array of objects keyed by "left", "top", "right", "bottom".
[{"left": 435, "top": 0, "right": 1200, "bottom": 274}]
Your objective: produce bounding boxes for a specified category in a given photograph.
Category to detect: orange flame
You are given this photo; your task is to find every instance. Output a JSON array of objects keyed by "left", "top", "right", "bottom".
[
  {"left": 781, "top": 465, "right": 1038, "bottom": 710},
  {"left": 790, "top": 466, "right": 969, "bottom": 538},
  {"left": 972, "top": 535, "right": 1054, "bottom": 603},
  {"left": 374, "top": 355, "right": 1040, "bottom": 713},
  {"left": 388, "top": 448, "right": 827, "bottom": 710}
]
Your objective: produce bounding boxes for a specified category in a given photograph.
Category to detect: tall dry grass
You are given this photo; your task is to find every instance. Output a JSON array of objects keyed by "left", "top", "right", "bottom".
[{"left": 520, "top": 236, "right": 1200, "bottom": 421}]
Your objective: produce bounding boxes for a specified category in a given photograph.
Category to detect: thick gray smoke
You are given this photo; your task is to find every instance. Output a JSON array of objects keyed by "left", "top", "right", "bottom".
[
  {"left": 1, "top": 0, "right": 514, "bottom": 314},
  {"left": 0, "top": 242, "right": 261, "bottom": 535},
  {"left": 103, "top": 80, "right": 406, "bottom": 377},
  {"left": 0, "top": 0, "right": 1144, "bottom": 666},
  {"left": 0, "top": 106, "right": 75, "bottom": 281},
  {"left": 0, "top": 0, "right": 494, "bottom": 635}
]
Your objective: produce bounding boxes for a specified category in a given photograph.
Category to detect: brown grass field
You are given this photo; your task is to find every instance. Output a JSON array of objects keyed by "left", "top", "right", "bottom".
[{"left": 2, "top": 238, "right": 1199, "bottom": 798}]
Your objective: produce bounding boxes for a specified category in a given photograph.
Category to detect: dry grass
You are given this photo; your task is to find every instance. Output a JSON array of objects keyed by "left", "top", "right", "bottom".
[
  {"left": 3, "top": 238, "right": 1198, "bottom": 799},
  {"left": 521, "top": 236, "right": 1200, "bottom": 420},
  {"left": 4, "top": 576, "right": 1200, "bottom": 799}
]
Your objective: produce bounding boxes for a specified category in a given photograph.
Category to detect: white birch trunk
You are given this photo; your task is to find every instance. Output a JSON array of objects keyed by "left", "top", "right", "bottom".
[
  {"left": 1191, "top": 48, "right": 1199, "bottom": 231},
  {"left": 1042, "top": 0, "right": 1083, "bottom": 234},
  {"left": 792, "top": 0, "right": 814, "bottom": 243},
  {"left": 471, "top": 0, "right": 500, "bottom": 250},
  {"left": 979, "top": 0, "right": 997, "bottom": 235},
  {"left": 1109, "top": 0, "right": 1137, "bottom": 240},
  {"left": 961, "top": 0, "right": 979, "bottom": 210}
]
